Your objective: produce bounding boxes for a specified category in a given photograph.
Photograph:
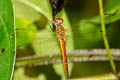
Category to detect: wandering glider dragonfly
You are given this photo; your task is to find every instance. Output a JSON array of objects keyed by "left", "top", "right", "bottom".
[{"left": 16, "top": 18, "right": 103, "bottom": 77}]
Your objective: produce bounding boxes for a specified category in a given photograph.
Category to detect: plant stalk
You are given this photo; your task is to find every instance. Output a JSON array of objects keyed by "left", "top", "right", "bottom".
[{"left": 98, "top": 0, "right": 117, "bottom": 74}]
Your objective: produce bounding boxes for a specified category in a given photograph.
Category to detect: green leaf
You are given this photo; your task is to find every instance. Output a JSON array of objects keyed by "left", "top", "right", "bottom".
[
  {"left": 89, "top": 0, "right": 120, "bottom": 23},
  {"left": 104, "top": 0, "right": 120, "bottom": 14},
  {"left": 19, "top": 0, "right": 52, "bottom": 21},
  {"left": 14, "top": 0, "right": 52, "bottom": 28},
  {"left": 14, "top": 0, "right": 40, "bottom": 23},
  {"left": 0, "top": 0, "right": 15, "bottom": 80}
]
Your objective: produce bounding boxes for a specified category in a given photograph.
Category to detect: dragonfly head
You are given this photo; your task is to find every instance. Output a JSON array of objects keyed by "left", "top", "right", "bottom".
[{"left": 53, "top": 17, "right": 63, "bottom": 26}]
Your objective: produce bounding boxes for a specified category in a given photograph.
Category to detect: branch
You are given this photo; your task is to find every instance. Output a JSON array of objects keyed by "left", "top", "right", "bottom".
[
  {"left": 16, "top": 49, "right": 120, "bottom": 67},
  {"left": 20, "top": 57, "right": 120, "bottom": 67}
]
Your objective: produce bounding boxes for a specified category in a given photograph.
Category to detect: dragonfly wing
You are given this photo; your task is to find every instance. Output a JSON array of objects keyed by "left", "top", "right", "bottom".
[
  {"left": 32, "top": 30, "right": 61, "bottom": 55},
  {"left": 65, "top": 20, "right": 103, "bottom": 50}
]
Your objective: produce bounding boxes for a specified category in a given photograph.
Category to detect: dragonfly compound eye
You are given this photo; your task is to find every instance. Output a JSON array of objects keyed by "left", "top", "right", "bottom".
[{"left": 54, "top": 18, "right": 63, "bottom": 25}]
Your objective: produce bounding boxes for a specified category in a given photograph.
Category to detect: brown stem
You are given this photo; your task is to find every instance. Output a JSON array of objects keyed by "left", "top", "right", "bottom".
[
  {"left": 17, "top": 56, "right": 120, "bottom": 67},
  {"left": 16, "top": 49, "right": 120, "bottom": 61}
]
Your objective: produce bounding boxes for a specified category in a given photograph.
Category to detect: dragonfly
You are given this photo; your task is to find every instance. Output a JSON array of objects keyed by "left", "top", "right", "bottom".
[
  {"left": 53, "top": 17, "right": 69, "bottom": 77},
  {"left": 16, "top": 17, "right": 103, "bottom": 78}
]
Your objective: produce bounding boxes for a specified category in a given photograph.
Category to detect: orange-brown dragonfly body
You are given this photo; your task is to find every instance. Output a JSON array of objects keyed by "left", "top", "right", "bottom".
[{"left": 53, "top": 17, "right": 69, "bottom": 77}]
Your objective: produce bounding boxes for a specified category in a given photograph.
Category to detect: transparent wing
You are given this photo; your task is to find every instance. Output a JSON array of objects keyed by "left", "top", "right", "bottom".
[
  {"left": 16, "top": 21, "right": 103, "bottom": 55},
  {"left": 65, "top": 21, "right": 103, "bottom": 50}
]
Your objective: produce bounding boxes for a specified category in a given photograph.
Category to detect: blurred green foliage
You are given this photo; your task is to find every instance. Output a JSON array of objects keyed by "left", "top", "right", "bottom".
[
  {"left": 16, "top": 18, "right": 36, "bottom": 49},
  {"left": 13, "top": 0, "right": 120, "bottom": 80}
]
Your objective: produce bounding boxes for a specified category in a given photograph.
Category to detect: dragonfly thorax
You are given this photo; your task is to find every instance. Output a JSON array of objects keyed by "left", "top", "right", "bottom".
[{"left": 56, "top": 26, "right": 66, "bottom": 40}]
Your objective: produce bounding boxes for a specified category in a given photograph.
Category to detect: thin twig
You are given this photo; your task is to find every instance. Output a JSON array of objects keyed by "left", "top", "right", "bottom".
[
  {"left": 16, "top": 49, "right": 120, "bottom": 61},
  {"left": 16, "top": 49, "right": 120, "bottom": 67},
  {"left": 98, "top": 0, "right": 117, "bottom": 74},
  {"left": 16, "top": 56, "right": 120, "bottom": 67}
]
